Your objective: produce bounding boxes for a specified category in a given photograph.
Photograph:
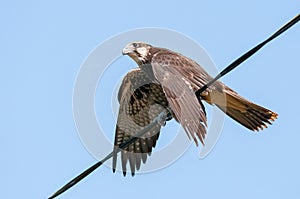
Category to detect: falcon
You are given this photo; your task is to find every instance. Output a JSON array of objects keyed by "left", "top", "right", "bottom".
[{"left": 113, "top": 42, "right": 278, "bottom": 176}]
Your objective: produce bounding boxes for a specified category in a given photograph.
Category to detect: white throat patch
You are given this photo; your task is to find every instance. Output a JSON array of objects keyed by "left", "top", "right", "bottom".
[{"left": 136, "top": 47, "right": 149, "bottom": 62}]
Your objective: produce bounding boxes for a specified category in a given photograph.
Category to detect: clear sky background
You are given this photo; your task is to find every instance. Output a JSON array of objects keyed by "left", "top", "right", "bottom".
[{"left": 1, "top": 1, "right": 300, "bottom": 199}]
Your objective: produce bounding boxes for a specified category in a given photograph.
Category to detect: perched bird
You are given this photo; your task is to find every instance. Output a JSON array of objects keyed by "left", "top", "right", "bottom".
[{"left": 113, "top": 42, "right": 278, "bottom": 176}]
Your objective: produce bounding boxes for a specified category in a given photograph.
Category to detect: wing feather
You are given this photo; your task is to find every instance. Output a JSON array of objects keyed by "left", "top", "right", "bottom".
[
  {"left": 113, "top": 68, "right": 170, "bottom": 176},
  {"left": 150, "top": 51, "right": 208, "bottom": 146}
]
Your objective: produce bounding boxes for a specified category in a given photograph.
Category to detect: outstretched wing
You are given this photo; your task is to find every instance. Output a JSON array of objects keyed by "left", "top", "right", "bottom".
[
  {"left": 113, "top": 68, "right": 170, "bottom": 176},
  {"left": 150, "top": 49, "right": 209, "bottom": 146}
]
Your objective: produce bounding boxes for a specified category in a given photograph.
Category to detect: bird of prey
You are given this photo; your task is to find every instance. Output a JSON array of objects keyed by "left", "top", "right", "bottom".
[{"left": 113, "top": 42, "right": 278, "bottom": 176}]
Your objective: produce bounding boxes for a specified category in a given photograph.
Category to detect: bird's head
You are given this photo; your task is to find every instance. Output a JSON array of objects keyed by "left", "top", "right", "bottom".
[{"left": 122, "top": 42, "right": 152, "bottom": 64}]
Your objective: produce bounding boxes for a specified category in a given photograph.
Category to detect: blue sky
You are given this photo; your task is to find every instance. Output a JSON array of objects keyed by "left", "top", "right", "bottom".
[{"left": 1, "top": 1, "right": 300, "bottom": 199}]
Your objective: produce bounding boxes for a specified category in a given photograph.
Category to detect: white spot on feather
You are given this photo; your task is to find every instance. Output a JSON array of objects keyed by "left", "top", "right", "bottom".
[
  {"left": 163, "top": 72, "right": 170, "bottom": 80},
  {"left": 181, "top": 77, "right": 193, "bottom": 89}
]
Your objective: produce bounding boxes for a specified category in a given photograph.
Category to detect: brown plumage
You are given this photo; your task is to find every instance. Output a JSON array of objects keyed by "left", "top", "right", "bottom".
[
  {"left": 114, "top": 42, "right": 278, "bottom": 176},
  {"left": 112, "top": 69, "right": 171, "bottom": 176}
]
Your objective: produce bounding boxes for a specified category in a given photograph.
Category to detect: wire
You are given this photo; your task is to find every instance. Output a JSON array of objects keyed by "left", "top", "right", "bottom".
[
  {"left": 195, "top": 14, "right": 300, "bottom": 97},
  {"left": 48, "top": 111, "right": 169, "bottom": 199}
]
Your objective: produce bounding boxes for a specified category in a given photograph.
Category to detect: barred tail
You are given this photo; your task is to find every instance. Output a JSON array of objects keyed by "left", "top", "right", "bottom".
[{"left": 204, "top": 87, "right": 278, "bottom": 131}]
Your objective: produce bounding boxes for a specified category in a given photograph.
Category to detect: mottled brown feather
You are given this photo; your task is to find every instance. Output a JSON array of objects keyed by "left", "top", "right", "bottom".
[
  {"left": 148, "top": 46, "right": 277, "bottom": 134},
  {"left": 113, "top": 68, "right": 170, "bottom": 176}
]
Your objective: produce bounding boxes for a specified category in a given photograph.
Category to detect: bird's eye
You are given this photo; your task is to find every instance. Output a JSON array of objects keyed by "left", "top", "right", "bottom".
[{"left": 132, "top": 43, "right": 138, "bottom": 48}]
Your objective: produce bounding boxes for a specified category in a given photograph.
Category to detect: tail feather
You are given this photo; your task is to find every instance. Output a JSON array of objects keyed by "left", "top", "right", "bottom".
[{"left": 203, "top": 87, "right": 278, "bottom": 131}]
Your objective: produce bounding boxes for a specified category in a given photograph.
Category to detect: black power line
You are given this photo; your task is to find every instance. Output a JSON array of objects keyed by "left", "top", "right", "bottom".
[{"left": 195, "top": 14, "right": 300, "bottom": 97}]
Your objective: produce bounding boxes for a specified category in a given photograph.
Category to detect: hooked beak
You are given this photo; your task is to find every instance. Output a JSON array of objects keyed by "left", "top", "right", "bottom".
[{"left": 122, "top": 44, "right": 133, "bottom": 55}]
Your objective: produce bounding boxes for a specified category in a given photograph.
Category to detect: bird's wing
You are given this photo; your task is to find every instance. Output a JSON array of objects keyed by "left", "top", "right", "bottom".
[
  {"left": 113, "top": 68, "right": 170, "bottom": 176},
  {"left": 150, "top": 50, "right": 208, "bottom": 146}
]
